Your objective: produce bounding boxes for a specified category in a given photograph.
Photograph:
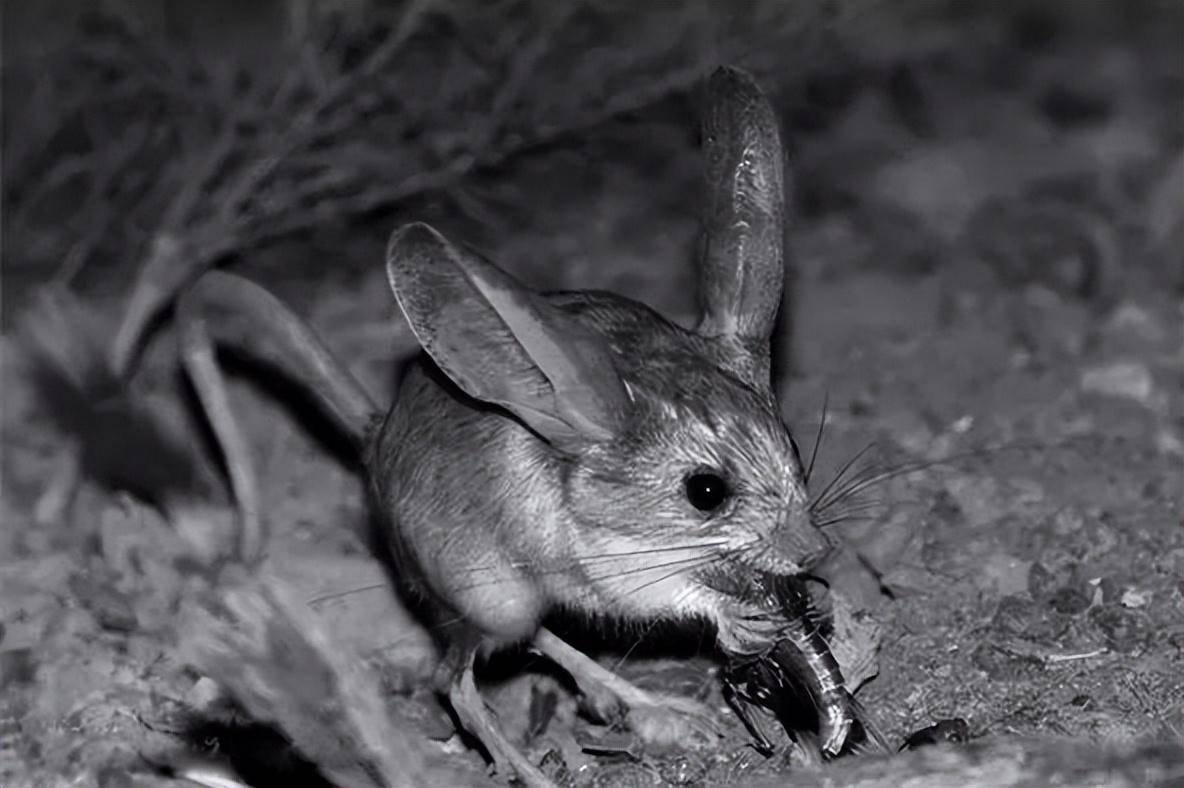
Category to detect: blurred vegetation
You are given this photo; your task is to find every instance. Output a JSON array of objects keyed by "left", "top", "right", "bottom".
[
  {"left": 1, "top": 1, "right": 838, "bottom": 305},
  {"left": 1, "top": 0, "right": 1180, "bottom": 331}
]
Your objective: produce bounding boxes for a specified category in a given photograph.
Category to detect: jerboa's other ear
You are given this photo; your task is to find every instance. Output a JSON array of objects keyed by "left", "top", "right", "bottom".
[
  {"left": 386, "top": 222, "right": 629, "bottom": 446},
  {"left": 697, "top": 66, "right": 787, "bottom": 378}
]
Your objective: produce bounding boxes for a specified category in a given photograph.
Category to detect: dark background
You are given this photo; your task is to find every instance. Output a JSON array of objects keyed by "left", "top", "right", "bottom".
[{"left": 4, "top": 0, "right": 1181, "bottom": 316}]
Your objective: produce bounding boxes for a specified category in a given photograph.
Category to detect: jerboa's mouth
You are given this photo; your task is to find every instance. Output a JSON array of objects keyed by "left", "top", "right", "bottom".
[{"left": 712, "top": 567, "right": 855, "bottom": 757}]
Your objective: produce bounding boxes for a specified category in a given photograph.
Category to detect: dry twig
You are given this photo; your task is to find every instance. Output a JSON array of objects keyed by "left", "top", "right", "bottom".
[{"left": 4, "top": 0, "right": 838, "bottom": 376}]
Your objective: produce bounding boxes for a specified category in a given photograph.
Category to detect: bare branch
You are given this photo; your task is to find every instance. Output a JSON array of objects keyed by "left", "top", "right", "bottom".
[{"left": 7, "top": 1, "right": 824, "bottom": 374}]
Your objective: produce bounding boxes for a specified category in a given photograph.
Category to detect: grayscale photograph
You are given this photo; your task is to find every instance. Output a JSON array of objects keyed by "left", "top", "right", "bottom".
[{"left": 1, "top": 1, "right": 1182, "bottom": 786}]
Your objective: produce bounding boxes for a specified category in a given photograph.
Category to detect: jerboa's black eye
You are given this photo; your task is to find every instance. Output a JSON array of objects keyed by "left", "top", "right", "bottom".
[{"left": 685, "top": 470, "right": 730, "bottom": 511}]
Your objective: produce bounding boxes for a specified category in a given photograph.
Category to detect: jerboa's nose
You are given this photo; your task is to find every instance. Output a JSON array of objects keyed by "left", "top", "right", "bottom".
[{"left": 773, "top": 505, "right": 832, "bottom": 571}]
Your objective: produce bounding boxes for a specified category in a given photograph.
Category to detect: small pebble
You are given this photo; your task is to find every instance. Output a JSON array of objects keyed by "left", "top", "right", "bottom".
[
  {"left": 1156, "top": 430, "right": 1183, "bottom": 457},
  {"left": 1119, "top": 589, "right": 1150, "bottom": 609},
  {"left": 1089, "top": 604, "right": 1151, "bottom": 653},
  {"left": 1105, "top": 302, "right": 1163, "bottom": 343},
  {"left": 187, "top": 676, "right": 223, "bottom": 710},
  {"left": 1080, "top": 361, "right": 1153, "bottom": 404},
  {"left": 950, "top": 415, "right": 974, "bottom": 434}
]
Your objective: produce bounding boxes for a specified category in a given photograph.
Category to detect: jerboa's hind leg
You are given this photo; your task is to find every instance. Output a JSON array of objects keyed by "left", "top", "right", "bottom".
[
  {"left": 437, "top": 636, "right": 555, "bottom": 787},
  {"left": 532, "top": 628, "right": 722, "bottom": 749},
  {"left": 176, "top": 271, "right": 377, "bottom": 561}
]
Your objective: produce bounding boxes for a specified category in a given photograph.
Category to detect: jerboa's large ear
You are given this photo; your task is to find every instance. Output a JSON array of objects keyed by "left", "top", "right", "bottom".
[
  {"left": 386, "top": 222, "right": 629, "bottom": 446},
  {"left": 697, "top": 66, "right": 787, "bottom": 377}
]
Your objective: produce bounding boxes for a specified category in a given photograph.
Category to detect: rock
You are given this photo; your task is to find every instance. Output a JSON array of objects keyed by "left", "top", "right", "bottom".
[
  {"left": 1155, "top": 429, "right": 1183, "bottom": 457},
  {"left": 186, "top": 676, "right": 224, "bottom": 712},
  {"left": 1089, "top": 604, "right": 1152, "bottom": 654},
  {"left": 1119, "top": 588, "right": 1151, "bottom": 609},
  {"left": 1104, "top": 302, "right": 1165, "bottom": 345},
  {"left": 1079, "top": 361, "right": 1154, "bottom": 404}
]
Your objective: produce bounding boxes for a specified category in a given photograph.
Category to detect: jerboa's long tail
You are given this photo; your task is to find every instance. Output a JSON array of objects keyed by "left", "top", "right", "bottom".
[{"left": 24, "top": 274, "right": 381, "bottom": 559}]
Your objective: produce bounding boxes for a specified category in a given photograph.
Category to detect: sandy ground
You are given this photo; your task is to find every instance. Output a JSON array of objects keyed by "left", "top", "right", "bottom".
[{"left": 2, "top": 11, "right": 1182, "bottom": 788}]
